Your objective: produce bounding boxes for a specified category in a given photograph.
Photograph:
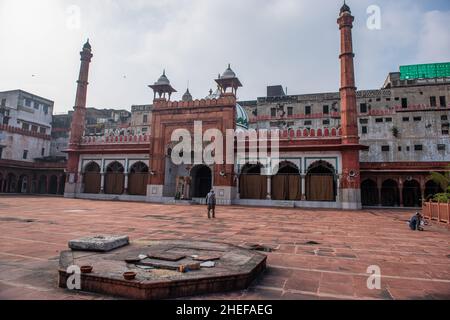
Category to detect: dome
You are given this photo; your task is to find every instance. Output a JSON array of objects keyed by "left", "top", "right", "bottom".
[
  {"left": 236, "top": 103, "right": 249, "bottom": 130},
  {"left": 222, "top": 64, "right": 237, "bottom": 79},
  {"left": 182, "top": 88, "right": 193, "bottom": 102},
  {"left": 155, "top": 70, "right": 171, "bottom": 86},
  {"left": 205, "top": 87, "right": 221, "bottom": 100}
]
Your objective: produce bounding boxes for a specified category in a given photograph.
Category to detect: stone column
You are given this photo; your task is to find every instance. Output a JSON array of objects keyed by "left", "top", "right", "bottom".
[
  {"left": 399, "top": 179, "right": 404, "bottom": 207},
  {"left": 301, "top": 174, "right": 306, "bottom": 200},
  {"left": 336, "top": 174, "right": 341, "bottom": 202},
  {"left": 377, "top": 177, "right": 382, "bottom": 207},
  {"left": 266, "top": 176, "right": 272, "bottom": 200},
  {"left": 123, "top": 173, "right": 129, "bottom": 195},
  {"left": 100, "top": 173, "right": 105, "bottom": 194},
  {"left": 236, "top": 175, "right": 240, "bottom": 200}
]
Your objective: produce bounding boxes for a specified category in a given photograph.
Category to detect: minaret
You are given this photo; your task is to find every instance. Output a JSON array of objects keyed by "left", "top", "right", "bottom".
[
  {"left": 338, "top": 2, "right": 359, "bottom": 145},
  {"left": 337, "top": 2, "right": 362, "bottom": 210},
  {"left": 66, "top": 40, "right": 93, "bottom": 186},
  {"left": 69, "top": 40, "right": 93, "bottom": 146}
]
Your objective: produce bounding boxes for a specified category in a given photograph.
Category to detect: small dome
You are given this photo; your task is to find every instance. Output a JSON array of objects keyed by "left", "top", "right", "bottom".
[
  {"left": 205, "top": 87, "right": 221, "bottom": 100},
  {"left": 83, "top": 39, "right": 91, "bottom": 50},
  {"left": 182, "top": 88, "right": 193, "bottom": 102},
  {"left": 236, "top": 103, "right": 249, "bottom": 130},
  {"left": 340, "top": 2, "right": 351, "bottom": 14},
  {"left": 222, "top": 64, "right": 237, "bottom": 79},
  {"left": 155, "top": 70, "right": 171, "bottom": 86}
]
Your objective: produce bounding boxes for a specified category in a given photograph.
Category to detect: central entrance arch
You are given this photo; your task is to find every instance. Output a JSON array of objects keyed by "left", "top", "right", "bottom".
[{"left": 191, "top": 165, "right": 212, "bottom": 198}]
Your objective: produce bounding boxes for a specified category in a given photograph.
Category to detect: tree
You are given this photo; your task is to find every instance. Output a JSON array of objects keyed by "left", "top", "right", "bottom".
[{"left": 430, "top": 166, "right": 450, "bottom": 202}]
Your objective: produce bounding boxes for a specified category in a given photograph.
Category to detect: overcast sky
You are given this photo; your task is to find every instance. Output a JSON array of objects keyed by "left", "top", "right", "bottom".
[{"left": 0, "top": 0, "right": 449, "bottom": 113}]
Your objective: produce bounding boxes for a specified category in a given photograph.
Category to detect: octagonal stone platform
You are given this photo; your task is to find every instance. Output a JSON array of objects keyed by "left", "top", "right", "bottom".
[{"left": 58, "top": 240, "right": 267, "bottom": 300}]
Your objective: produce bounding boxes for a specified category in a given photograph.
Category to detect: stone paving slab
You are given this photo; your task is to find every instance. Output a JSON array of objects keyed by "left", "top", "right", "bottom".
[{"left": 0, "top": 196, "right": 449, "bottom": 300}]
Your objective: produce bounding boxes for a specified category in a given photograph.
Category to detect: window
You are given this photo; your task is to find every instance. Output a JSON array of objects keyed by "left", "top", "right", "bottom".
[
  {"left": 323, "top": 105, "right": 329, "bottom": 115},
  {"left": 25, "top": 99, "right": 32, "bottom": 107},
  {"left": 437, "top": 144, "right": 446, "bottom": 151},
  {"left": 41, "top": 148, "right": 45, "bottom": 156},
  {"left": 0, "top": 148, "right": 2, "bottom": 159},
  {"left": 142, "top": 127, "right": 148, "bottom": 133},
  {"left": 375, "top": 118, "right": 383, "bottom": 123},
  {"left": 287, "top": 107, "right": 293, "bottom": 116},
  {"left": 22, "top": 123, "right": 30, "bottom": 130},
  {"left": 442, "top": 124, "right": 449, "bottom": 135},
  {"left": 323, "top": 119, "right": 330, "bottom": 125},
  {"left": 414, "top": 145, "right": 423, "bottom": 151},
  {"left": 359, "top": 119, "right": 369, "bottom": 124},
  {"left": 442, "top": 115, "right": 448, "bottom": 121},
  {"left": 402, "top": 117, "right": 410, "bottom": 122},
  {"left": 33, "top": 102, "right": 39, "bottom": 110},
  {"left": 362, "top": 126, "right": 368, "bottom": 134},
  {"left": 394, "top": 97, "right": 400, "bottom": 101},
  {"left": 1, "top": 98, "right": 5, "bottom": 106},
  {"left": 31, "top": 125, "right": 38, "bottom": 132},
  {"left": 430, "top": 96, "right": 437, "bottom": 107},
  {"left": 382, "top": 146, "right": 390, "bottom": 152},
  {"left": 143, "top": 114, "right": 148, "bottom": 123},
  {"left": 413, "top": 117, "right": 422, "bottom": 122},
  {"left": 23, "top": 150, "right": 28, "bottom": 160},
  {"left": 440, "top": 96, "right": 447, "bottom": 107},
  {"left": 401, "top": 98, "right": 408, "bottom": 109},
  {"left": 2, "top": 117, "right": 8, "bottom": 125},
  {"left": 305, "top": 106, "right": 311, "bottom": 115},
  {"left": 376, "top": 98, "right": 381, "bottom": 102},
  {"left": 385, "top": 118, "right": 392, "bottom": 122},
  {"left": 304, "top": 120, "right": 312, "bottom": 126},
  {"left": 398, "top": 146, "right": 402, "bottom": 152},
  {"left": 43, "top": 104, "right": 48, "bottom": 114},
  {"left": 406, "top": 146, "right": 410, "bottom": 152},
  {"left": 271, "top": 108, "right": 277, "bottom": 117},
  {"left": 360, "top": 103, "right": 368, "bottom": 113},
  {"left": 39, "top": 127, "right": 46, "bottom": 134},
  {"left": 386, "top": 98, "right": 391, "bottom": 102}
]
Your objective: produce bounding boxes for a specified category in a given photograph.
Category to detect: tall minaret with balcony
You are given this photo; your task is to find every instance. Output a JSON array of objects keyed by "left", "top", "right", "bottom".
[
  {"left": 338, "top": 2, "right": 362, "bottom": 209},
  {"left": 66, "top": 40, "right": 93, "bottom": 193},
  {"left": 338, "top": 2, "right": 359, "bottom": 145}
]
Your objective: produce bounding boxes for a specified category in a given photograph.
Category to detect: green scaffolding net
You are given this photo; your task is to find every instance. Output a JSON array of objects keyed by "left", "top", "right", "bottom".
[{"left": 400, "top": 62, "right": 450, "bottom": 80}]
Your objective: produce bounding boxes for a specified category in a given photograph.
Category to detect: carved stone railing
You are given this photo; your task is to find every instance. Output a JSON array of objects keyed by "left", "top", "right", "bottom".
[{"left": 82, "top": 134, "right": 150, "bottom": 145}]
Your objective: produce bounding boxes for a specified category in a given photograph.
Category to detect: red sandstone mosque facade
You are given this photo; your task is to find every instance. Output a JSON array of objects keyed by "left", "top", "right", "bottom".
[{"left": 64, "top": 4, "right": 449, "bottom": 210}]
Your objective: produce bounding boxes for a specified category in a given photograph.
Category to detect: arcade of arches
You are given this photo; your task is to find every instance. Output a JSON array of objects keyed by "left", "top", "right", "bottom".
[
  {"left": 361, "top": 177, "right": 444, "bottom": 208},
  {"left": 0, "top": 170, "right": 65, "bottom": 195},
  {"left": 82, "top": 161, "right": 149, "bottom": 196},
  {"left": 239, "top": 161, "right": 337, "bottom": 202}
]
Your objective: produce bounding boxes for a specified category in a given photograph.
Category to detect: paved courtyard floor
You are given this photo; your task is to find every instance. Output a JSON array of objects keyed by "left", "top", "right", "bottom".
[{"left": 0, "top": 196, "right": 449, "bottom": 300}]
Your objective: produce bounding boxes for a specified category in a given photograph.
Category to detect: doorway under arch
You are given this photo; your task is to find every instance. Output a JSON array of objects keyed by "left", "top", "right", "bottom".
[
  {"left": 83, "top": 162, "right": 101, "bottom": 194},
  {"left": 191, "top": 165, "right": 212, "bottom": 198},
  {"left": 105, "top": 162, "right": 125, "bottom": 195},
  {"left": 239, "top": 163, "right": 267, "bottom": 200},
  {"left": 381, "top": 179, "right": 400, "bottom": 206},
  {"left": 361, "top": 179, "right": 379, "bottom": 206},
  {"left": 306, "top": 161, "right": 336, "bottom": 201},
  {"left": 403, "top": 179, "right": 421, "bottom": 207},
  {"left": 38, "top": 175, "right": 47, "bottom": 194},
  {"left": 272, "top": 162, "right": 301, "bottom": 201},
  {"left": 128, "top": 162, "right": 149, "bottom": 196},
  {"left": 48, "top": 175, "right": 58, "bottom": 195}
]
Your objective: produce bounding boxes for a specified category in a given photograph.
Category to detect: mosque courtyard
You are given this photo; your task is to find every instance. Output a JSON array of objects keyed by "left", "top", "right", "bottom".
[{"left": 0, "top": 196, "right": 449, "bottom": 300}]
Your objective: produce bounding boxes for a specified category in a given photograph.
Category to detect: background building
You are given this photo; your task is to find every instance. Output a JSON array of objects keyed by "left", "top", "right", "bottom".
[{"left": 0, "top": 90, "right": 65, "bottom": 194}]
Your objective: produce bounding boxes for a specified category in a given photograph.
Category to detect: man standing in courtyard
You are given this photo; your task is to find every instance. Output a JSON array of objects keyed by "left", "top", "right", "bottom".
[{"left": 206, "top": 189, "right": 216, "bottom": 219}]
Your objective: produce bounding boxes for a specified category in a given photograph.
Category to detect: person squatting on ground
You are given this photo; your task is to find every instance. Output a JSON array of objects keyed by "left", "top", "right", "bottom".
[
  {"left": 206, "top": 189, "right": 216, "bottom": 219},
  {"left": 409, "top": 212, "right": 424, "bottom": 231}
]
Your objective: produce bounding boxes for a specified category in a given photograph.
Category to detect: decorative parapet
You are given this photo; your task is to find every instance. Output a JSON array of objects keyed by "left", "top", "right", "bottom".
[
  {"left": 153, "top": 96, "right": 236, "bottom": 109},
  {"left": 82, "top": 134, "right": 150, "bottom": 145},
  {"left": 237, "top": 127, "right": 342, "bottom": 140},
  {"left": 0, "top": 124, "right": 51, "bottom": 140}
]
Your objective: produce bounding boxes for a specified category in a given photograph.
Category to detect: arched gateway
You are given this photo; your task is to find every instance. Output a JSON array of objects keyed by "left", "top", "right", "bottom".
[{"left": 190, "top": 165, "right": 212, "bottom": 199}]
